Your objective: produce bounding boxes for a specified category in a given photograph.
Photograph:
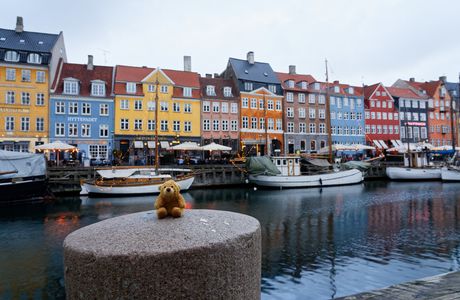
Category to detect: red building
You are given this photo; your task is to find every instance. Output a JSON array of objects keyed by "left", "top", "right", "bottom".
[{"left": 363, "top": 83, "right": 400, "bottom": 149}]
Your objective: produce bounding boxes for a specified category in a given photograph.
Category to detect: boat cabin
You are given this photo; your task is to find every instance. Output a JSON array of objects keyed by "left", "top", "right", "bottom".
[
  {"left": 404, "top": 152, "right": 428, "bottom": 168},
  {"left": 271, "top": 157, "right": 301, "bottom": 176}
]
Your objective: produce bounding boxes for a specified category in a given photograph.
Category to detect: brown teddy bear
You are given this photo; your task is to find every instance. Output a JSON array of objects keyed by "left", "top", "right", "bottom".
[{"left": 155, "top": 179, "right": 186, "bottom": 219}]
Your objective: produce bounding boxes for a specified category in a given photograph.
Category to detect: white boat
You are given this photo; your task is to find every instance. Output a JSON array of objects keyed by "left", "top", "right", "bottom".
[
  {"left": 386, "top": 167, "right": 441, "bottom": 180},
  {"left": 247, "top": 156, "right": 364, "bottom": 188},
  {"left": 441, "top": 166, "right": 460, "bottom": 181},
  {"left": 81, "top": 167, "right": 195, "bottom": 196}
]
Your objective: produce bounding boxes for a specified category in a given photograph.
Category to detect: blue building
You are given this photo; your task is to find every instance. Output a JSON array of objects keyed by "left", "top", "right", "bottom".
[
  {"left": 49, "top": 56, "right": 114, "bottom": 163},
  {"left": 329, "top": 82, "right": 366, "bottom": 146}
]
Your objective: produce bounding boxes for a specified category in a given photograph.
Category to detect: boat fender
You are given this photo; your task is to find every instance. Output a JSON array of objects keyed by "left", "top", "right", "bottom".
[{"left": 319, "top": 178, "right": 323, "bottom": 186}]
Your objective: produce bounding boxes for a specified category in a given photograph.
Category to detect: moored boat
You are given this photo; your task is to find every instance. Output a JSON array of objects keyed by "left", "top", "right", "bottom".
[
  {"left": 441, "top": 166, "right": 460, "bottom": 181},
  {"left": 386, "top": 166, "right": 441, "bottom": 180}
]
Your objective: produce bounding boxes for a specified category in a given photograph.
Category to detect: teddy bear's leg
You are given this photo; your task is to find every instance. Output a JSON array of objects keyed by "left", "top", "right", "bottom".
[
  {"left": 157, "top": 207, "right": 168, "bottom": 219},
  {"left": 171, "top": 207, "right": 182, "bottom": 218}
]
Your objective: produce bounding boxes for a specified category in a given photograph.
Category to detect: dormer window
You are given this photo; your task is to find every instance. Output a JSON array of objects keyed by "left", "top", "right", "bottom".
[
  {"left": 300, "top": 81, "right": 308, "bottom": 89},
  {"left": 27, "top": 53, "right": 42, "bottom": 64},
  {"left": 4, "top": 51, "right": 19, "bottom": 62},
  {"left": 268, "top": 85, "right": 276, "bottom": 93},
  {"left": 314, "top": 82, "right": 320, "bottom": 90},
  {"left": 206, "top": 85, "right": 216, "bottom": 96},
  {"left": 223, "top": 87, "right": 232, "bottom": 97},
  {"left": 64, "top": 78, "right": 79, "bottom": 95},
  {"left": 334, "top": 86, "right": 340, "bottom": 93},
  {"left": 348, "top": 87, "right": 354, "bottom": 95},
  {"left": 287, "top": 80, "right": 294, "bottom": 88},
  {"left": 91, "top": 81, "right": 106, "bottom": 97},
  {"left": 244, "top": 82, "right": 253, "bottom": 91},
  {"left": 183, "top": 87, "right": 192, "bottom": 97},
  {"left": 126, "top": 82, "right": 136, "bottom": 94}
]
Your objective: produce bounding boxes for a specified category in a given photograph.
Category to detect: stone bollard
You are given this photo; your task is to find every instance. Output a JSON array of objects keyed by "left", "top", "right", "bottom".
[{"left": 63, "top": 209, "right": 261, "bottom": 300}]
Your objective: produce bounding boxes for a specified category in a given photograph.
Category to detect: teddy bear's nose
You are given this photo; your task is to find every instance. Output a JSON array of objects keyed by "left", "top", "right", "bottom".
[{"left": 166, "top": 187, "right": 171, "bottom": 192}]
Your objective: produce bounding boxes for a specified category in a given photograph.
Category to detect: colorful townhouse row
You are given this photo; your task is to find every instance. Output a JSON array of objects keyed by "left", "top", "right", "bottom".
[{"left": 0, "top": 17, "right": 459, "bottom": 163}]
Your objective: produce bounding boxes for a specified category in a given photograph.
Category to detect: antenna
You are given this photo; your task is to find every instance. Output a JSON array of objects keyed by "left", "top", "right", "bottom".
[{"left": 98, "top": 48, "right": 111, "bottom": 65}]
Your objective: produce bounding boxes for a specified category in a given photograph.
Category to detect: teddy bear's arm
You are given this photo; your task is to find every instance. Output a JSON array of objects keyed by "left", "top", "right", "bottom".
[
  {"left": 178, "top": 194, "right": 186, "bottom": 208},
  {"left": 155, "top": 197, "right": 163, "bottom": 209}
]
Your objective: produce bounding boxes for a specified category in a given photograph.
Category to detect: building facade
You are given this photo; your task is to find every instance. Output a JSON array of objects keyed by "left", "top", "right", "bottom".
[
  {"left": 199, "top": 75, "right": 239, "bottom": 152},
  {"left": 330, "top": 81, "right": 365, "bottom": 146},
  {"left": 49, "top": 56, "right": 114, "bottom": 162},
  {"left": 364, "top": 83, "right": 400, "bottom": 149},
  {"left": 276, "top": 67, "right": 318, "bottom": 154},
  {"left": 113, "top": 64, "right": 201, "bottom": 164},
  {"left": 222, "top": 52, "right": 284, "bottom": 156},
  {"left": 0, "top": 17, "right": 66, "bottom": 152},
  {"left": 387, "top": 87, "right": 429, "bottom": 144}
]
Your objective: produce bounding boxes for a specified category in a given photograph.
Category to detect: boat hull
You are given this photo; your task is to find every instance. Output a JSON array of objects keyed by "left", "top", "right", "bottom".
[
  {"left": 249, "top": 169, "right": 363, "bottom": 188},
  {"left": 386, "top": 167, "right": 441, "bottom": 180},
  {"left": 82, "top": 176, "right": 195, "bottom": 196},
  {"left": 0, "top": 177, "right": 48, "bottom": 205},
  {"left": 441, "top": 167, "right": 460, "bottom": 181}
]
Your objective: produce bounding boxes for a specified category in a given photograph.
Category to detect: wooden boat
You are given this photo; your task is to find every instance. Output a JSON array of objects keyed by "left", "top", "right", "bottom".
[
  {"left": 441, "top": 166, "right": 460, "bottom": 181},
  {"left": 0, "top": 150, "right": 48, "bottom": 204},
  {"left": 81, "top": 167, "right": 195, "bottom": 196},
  {"left": 386, "top": 166, "right": 441, "bottom": 180},
  {"left": 247, "top": 156, "right": 363, "bottom": 188}
]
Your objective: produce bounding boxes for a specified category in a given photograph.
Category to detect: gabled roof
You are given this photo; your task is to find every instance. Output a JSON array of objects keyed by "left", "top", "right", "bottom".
[
  {"left": 0, "top": 28, "right": 59, "bottom": 53},
  {"left": 445, "top": 82, "right": 460, "bottom": 98},
  {"left": 228, "top": 57, "right": 280, "bottom": 84},
  {"left": 363, "top": 83, "right": 380, "bottom": 99},
  {"left": 275, "top": 72, "right": 316, "bottom": 91},
  {"left": 394, "top": 79, "right": 440, "bottom": 98},
  {"left": 199, "top": 77, "right": 239, "bottom": 100},
  {"left": 386, "top": 86, "right": 427, "bottom": 99},
  {"left": 52, "top": 62, "right": 114, "bottom": 97}
]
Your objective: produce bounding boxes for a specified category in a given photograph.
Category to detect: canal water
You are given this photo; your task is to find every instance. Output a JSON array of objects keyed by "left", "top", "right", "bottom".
[{"left": 1, "top": 181, "right": 460, "bottom": 299}]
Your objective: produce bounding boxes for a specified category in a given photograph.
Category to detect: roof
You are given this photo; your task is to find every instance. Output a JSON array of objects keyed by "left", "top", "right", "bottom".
[
  {"left": 386, "top": 86, "right": 427, "bottom": 99},
  {"left": 53, "top": 63, "right": 114, "bottom": 97},
  {"left": 199, "top": 77, "right": 239, "bottom": 100},
  {"left": 444, "top": 82, "right": 459, "bottom": 96},
  {"left": 363, "top": 83, "right": 380, "bottom": 99},
  {"left": 402, "top": 80, "right": 440, "bottom": 98},
  {"left": 115, "top": 65, "right": 200, "bottom": 87},
  {"left": 228, "top": 57, "right": 280, "bottom": 84},
  {"left": 0, "top": 28, "right": 59, "bottom": 53},
  {"left": 275, "top": 72, "right": 316, "bottom": 91}
]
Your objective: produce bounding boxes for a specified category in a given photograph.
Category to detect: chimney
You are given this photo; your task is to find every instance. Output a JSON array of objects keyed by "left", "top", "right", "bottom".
[
  {"left": 15, "top": 16, "right": 24, "bottom": 33},
  {"left": 288, "top": 65, "right": 296, "bottom": 75},
  {"left": 87, "top": 55, "right": 94, "bottom": 71},
  {"left": 184, "top": 56, "right": 192, "bottom": 72},
  {"left": 439, "top": 76, "right": 447, "bottom": 83},
  {"left": 333, "top": 80, "right": 339, "bottom": 84},
  {"left": 409, "top": 77, "right": 415, "bottom": 82},
  {"left": 247, "top": 51, "right": 254, "bottom": 65}
]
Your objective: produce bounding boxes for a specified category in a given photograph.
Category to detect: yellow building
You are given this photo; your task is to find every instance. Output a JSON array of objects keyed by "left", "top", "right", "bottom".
[
  {"left": 0, "top": 17, "right": 67, "bottom": 152},
  {"left": 113, "top": 65, "right": 201, "bottom": 164}
]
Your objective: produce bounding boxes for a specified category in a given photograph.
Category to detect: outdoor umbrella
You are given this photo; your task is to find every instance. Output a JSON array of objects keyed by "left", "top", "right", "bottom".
[
  {"left": 169, "top": 142, "right": 202, "bottom": 151},
  {"left": 200, "top": 142, "right": 232, "bottom": 151},
  {"left": 35, "top": 140, "right": 77, "bottom": 166}
]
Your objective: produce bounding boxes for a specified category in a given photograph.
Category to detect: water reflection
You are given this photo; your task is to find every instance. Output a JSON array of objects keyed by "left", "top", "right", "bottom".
[{"left": 0, "top": 182, "right": 459, "bottom": 299}]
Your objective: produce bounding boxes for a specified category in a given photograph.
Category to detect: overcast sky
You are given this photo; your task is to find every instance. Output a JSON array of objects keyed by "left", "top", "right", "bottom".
[{"left": 4, "top": 0, "right": 460, "bottom": 86}]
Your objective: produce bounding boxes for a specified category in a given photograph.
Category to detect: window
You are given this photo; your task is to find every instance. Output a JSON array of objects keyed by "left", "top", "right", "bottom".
[
  {"left": 126, "top": 82, "right": 136, "bottom": 94},
  {"left": 22, "top": 70, "right": 31, "bottom": 82},
  {"left": 287, "top": 107, "right": 294, "bottom": 118},
  {"left": 383, "top": 125, "right": 388, "bottom": 134},
  {"left": 148, "top": 84, "right": 156, "bottom": 92},
  {"left": 64, "top": 80, "right": 79, "bottom": 95},
  {"left": 268, "top": 118, "right": 274, "bottom": 130},
  {"left": 344, "top": 112, "right": 349, "bottom": 120},
  {"left": 69, "top": 123, "right": 78, "bottom": 136},
  {"left": 337, "top": 98, "right": 342, "bottom": 108},
  {"left": 222, "top": 102, "right": 229, "bottom": 113},
  {"left": 287, "top": 122, "right": 294, "bottom": 133},
  {"left": 259, "top": 117, "right": 265, "bottom": 129},
  {"left": 231, "top": 103, "right": 238, "bottom": 113},
  {"left": 184, "top": 121, "right": 191, "bottom": 132},
  {"left": 394, "top": 113, "right": 399, "bottom": 120},
  {"left": 258, "top": 99, "right": 264, "bottom": 110},
  {"left": 184, "top": 103, "right": 192, "bottom": 113},
  {"left": 413, "top": 112, "right": 419, "bottom": 121},
  {"left": 89, "top": 145, "right": 108, "bottom": 159},
  {"left": 309, "top": 123, "right": 316, "bottom": 133},
  {"left": 134, "top": 119, "right": 143, "bottom": 130},
  {"left": 203, "top": 119, "right": 210, "bottom": 131},
  {"left": 36, "top": 117, "right": 44, "bottom": 132},
  {"left": 82, "top": 103, "right": 91, "bottom": 115},
  {"left": 319, "top": 109, "right": 325, "bottom": 119},
  {"left": 6, "top": 69, "right": 16, "bottom": 81},
  {"left": 203, "top": 101, "right": 210, "bottom": 112},
  {"left": 91, "top": 82, "right": 105, "bottom": 96},
  {"left": 250, "top": 98, "right": 257, "bottom": 109},
  {"left": 56, "top": 101, "right": 65, "bottom": 114},
  {"left": 365, "top": 111, "right": 370, "bottom": 119},
  {"left": 244, "top": 82, "right": 253, "bottom": 91},
  {"left": 310, "top": 140, "right": 316, "bottom": 151},
  {"left": 173, "top": 102, "right": 180, "bottom": 112},
  {"left": 382, "top": 112, "right": 387, "bottom": 120},
  {"left": 298, "top": 93, "right": 306, "bottom": 103},
  {"left": 6, "top": 91, "right": 15, "bottom": 104},
  {"left": 420, "top": 101, "right": 426, "bottom": 109},
  {"left": 206, "top": 85, "right": 216, "bottom": 96},
  {"left": 160, "top": 120, "right": 168, "bottom": 131},
  {"left": 120, "top": 118, "right": 129, "bottom": 130},
  {"left": 309, "top": 108, "right": 316, "bottom": 118},
  {"left": 34, "top": 71, "right": 45, "bottom": 83},
  {"left": 337, "top": 112, "right": 342, "bottom": 120},
  {"left": 389, "top": 125, "right": 393, "bottom": 134},
  {"left": 36, "top": 93, "right": 45, "bottom": 106},
  {"left": 275, "top": 100, "right": 281, "bottom": 110},
  {"left": 213, "top": 102, "right": 220, "bottom": 112},
  {"left": 420, "top": 113, "right": 426, "bottom": 121},
  {"left": 299, "top": 108, "right": 306, "bottom": 118},
  {"left": 55, "top": 122, "right": 64, "bottom": 136},
  {"left": 309, "top": 94, "right": 316, "bottom": 104},
  {"left": 319, "top": 123, "right": 326, "bottom": 134},
  {"left": 183, "top": 87, "right": 192, "bottom": 97},
  {"left": 231, "top": 120, "right": 238, "bottom": 131},
  {"left": 343, "top": 97, "right": 349, "bottom": 106},
  {"left": 173, "top": 121, "right": 181, "bottom": 132},
  {"left": 371, "top": 125, "right": 376, "bottom": 134},
  {"left": 388, "top": 113, "right": 393, "bottom": 120},
  {"left": 334, "top": 86, "right": 340, "bottom": 93},
  {"left": 286, "top": 92, "right": 294, "bottom": 102},
  {"left": 160, "top": 101, "right": 168, "bottom": 111},
  {"left": 276, "top": 119, "right": 282, "bottom": 130},
  {"left": 213, "top": 119, "right": 220, "bottom": 131},
  {"left": 421, "top": 127, "right": 427, "bottom": 139},
  {"left": 223, "top": 87, "right": 232, "bottom": 97},
  {"left": 20, "top": 92, "right": 30, "bottom": 105},
  {"left": 376, "top": 112, "right": 381, "bottom": 119},
  {"left": 370, "top": 100, "right": 375, "bottom": 108},
  {"left": 222, "top": 120, "right": 229, "bottom": 131},
  {"left": 81, "top": 124, "right": 91, "bottom": 137},
  {"left": 377, "top": 125, "right": 382, "bottom": 134},
  {"left": 382, "top": 101, "right": 387, "bottom": 108},
  {"left": 366, "top": 125, "right": 370, "bottom": 134},
  {"left": 148, "top": 120, "right": 155, "bottom": 131},
  {"left": 267, "top": 100, "right": 274, "bottom": 110},
  {"left": 20, "top": 117, "right": 29, "bottom": 131},
  {"left": 69, "top": 102, "right": 78, "bottom": 115},
  {"left": 5, "top": 51, "right": 19, "bottom": 62},
  {"left": 99, "top": 104, "right": 109, "bottom": 116},
  {"left": 242, "top": 117, "right": 249, "bottom": 129},
  {"left": 331, "top": 111, "right": 336, "bottom": 119},
  {"left": 356, "top": 98, "right": 362, "bottom": 107},
  {"left": 133, "top": 100, "right": 142, "bottom": 110},
  {"left": 251, "top": 117, "right": 257, "bottom": 129},
  {"left": 26, "top": 53, "right": 41, "bottom": 64},
  {"left": 301, "top": 81, "right": 308, "bottom": 89},
  {"left": 299, "top": 123, "right": 306, "bottom": 133}
]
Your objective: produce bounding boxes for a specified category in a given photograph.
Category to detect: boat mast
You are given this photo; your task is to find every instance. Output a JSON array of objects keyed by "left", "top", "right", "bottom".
[
  {"left": 154, "top": 70, "right": 160, "bottom": 173},
  {"left": 405, "top": 100, "right": 411, "bottom": 167},
  {"left": 325, "top": 59, "right": 333, "bottom": 164},
  {"left": 451, "top": 74, "right": 458, "bottom": 153},
  {"left": 264, "top": 92, "right": 268, "bottom": 156}
]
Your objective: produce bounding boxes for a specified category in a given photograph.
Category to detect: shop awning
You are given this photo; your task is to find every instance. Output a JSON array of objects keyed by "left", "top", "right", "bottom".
[
  {"left": 160, "top": 141, "right": 170, "bottom": 149},
  {"left": 373, "top": 140, "right": 383, "bottom": 149},
  {"left": 379, "top": 140, "right": 388, "bottom": 149},
  {"left": 147, "top": 141, "right": 156, "bottom": 149},
  {"left": 134, "top": 141, "right": 144, "bottom": 148}
]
